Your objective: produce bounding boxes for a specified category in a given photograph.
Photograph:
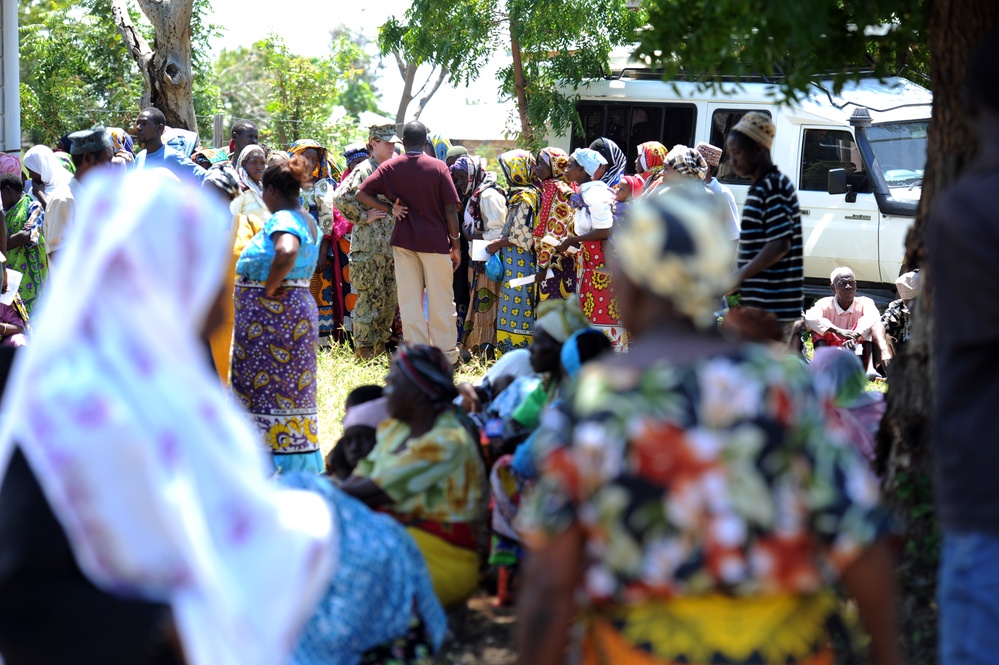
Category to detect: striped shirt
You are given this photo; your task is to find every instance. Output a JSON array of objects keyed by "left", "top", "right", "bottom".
[{"left": 737, "top": 168, "right": 803, "bottom": 321}]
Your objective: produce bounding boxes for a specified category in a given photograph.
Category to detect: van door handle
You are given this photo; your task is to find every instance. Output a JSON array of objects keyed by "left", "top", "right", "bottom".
[
  {"left": 800, "top": 209, "right": 810, "bottom": 215},
  {"left": 845, "top": 214, "right": 872, "bottom": 220}
]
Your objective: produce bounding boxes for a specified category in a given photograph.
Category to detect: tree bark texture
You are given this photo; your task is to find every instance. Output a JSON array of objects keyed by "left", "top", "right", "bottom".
[
  {"left": 111, "top": 0, "right": 197, "bottom": 130},
  {"left": 508, "top": 13, "right": 533, "bottom": 144},
  {"left": 876, "top": 1, "right": 999, "bottom": 662}
]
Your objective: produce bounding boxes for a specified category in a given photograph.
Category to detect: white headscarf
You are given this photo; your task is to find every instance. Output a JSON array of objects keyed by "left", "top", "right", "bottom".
[
  {"left": 0, "top": 170, "right": 333, "bottom": 665},
  {"left": 22, "top": 144, "right": 73, "bottom": 195},
  {"left": 236, "top": 144, "right": 265, "bottom": 198}
]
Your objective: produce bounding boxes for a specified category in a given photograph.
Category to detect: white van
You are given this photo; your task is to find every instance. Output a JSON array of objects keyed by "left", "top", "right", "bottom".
[{"left": 547, "top": 75, "right": 931, "bottom": 295}]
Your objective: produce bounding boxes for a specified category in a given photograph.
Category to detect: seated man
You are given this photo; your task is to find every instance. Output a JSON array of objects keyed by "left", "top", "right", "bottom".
[
  {"left": 804, "top": 266, "right": 892, "bottom": 377},
  {"left": 881, "top": 269, "right": 919, "bottom": 356}
]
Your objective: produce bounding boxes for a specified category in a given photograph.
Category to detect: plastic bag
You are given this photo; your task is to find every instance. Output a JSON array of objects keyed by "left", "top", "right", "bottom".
[{"left": 485, "top": 252, "right": 504, "bottom": 282}]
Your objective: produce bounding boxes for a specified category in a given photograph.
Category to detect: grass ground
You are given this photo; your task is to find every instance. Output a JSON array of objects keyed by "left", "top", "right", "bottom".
[{"left": 315, "top": 343, "right": 491, "bottom": 456}]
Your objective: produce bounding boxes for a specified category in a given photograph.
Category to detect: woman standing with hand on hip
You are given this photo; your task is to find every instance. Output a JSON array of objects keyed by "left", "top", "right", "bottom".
[{"left": 231, "top": 155, "right": 324, "bottom": 474}]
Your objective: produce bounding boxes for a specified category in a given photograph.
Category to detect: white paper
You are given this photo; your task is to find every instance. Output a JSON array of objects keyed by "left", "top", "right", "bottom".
[
  {"left": 507, "top": 274, "right": 536, "bottom": 288},
  {"left": 470, "top": 239, "right": 491, "bottom": 262},
  {"left": 540, "top": 235, "right": 578, "bottom": 254},
  {"left": 0, "top": 270, "right": 22, "bottom": 307}
]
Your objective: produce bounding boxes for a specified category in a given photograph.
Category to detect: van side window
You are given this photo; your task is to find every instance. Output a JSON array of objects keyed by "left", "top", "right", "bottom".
[
  {"left": 799, "top": 129, "right": 871, "bottom": 192},
  {"left": 572, "top": 103, "right": 696, "bottom": 171},
  {"left": 710, "top": 109, "right": 773, "bottom": 185}
]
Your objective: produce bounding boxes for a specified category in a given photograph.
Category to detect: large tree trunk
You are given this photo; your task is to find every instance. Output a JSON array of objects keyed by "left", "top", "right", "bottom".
[
  {"left": 876, "top": 1, "right": 999, "bottom": 662},
  {"left": 110, "top": 0, "right": 197, "bottom": 130}
]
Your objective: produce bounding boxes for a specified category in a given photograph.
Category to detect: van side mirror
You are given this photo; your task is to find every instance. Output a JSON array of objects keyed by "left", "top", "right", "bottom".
[{"left": 828, "top": 168, "right": 857, "bottom": 202}]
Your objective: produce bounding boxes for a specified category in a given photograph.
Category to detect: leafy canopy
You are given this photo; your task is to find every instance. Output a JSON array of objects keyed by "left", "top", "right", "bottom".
[
  {"left": 380, "top": 0, "right": 645, "bottom": 147},
  {"left": 634, "top": 0, "right": 929, "bottom": 103}
]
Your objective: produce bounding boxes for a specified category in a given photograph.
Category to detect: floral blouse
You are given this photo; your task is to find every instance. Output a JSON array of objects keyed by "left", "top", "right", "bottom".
[
  {"left": 354, "top": 410, "right": 489, "bottom": 525},
  {"left": 518, "top": 345, "right": 888, "bottom": 605}
]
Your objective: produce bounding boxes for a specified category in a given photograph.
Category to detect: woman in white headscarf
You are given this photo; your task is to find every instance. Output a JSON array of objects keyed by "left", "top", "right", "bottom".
[
  {"left": 231, "top": 143, "right": 269, "bottom": 220},
  {"left": 22, "top": 144, "right": 74, "bottom": 210},
  {"left": 0, "top": 169, "right": 333, "bottom": 665}
]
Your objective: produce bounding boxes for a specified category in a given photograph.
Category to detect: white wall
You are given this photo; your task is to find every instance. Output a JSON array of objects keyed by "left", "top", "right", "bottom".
[{"left": 0, "top": 0, "right": 20, "bottom": 154}]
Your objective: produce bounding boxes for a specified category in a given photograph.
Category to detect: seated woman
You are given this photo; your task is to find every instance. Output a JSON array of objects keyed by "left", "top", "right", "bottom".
[
  {"left": 339, "top": 345, "right": 489, "bottom": 609},
  {"left": 325, "top": 385, "right": 386, "bottom": 480},
  {"left": 517, "top": 185, "right": 899, "bottom": 665}
]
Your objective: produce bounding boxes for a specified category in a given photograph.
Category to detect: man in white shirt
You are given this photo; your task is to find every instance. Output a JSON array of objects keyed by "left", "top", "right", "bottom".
[
  {"left": 804, "top": 266, "right": 893, "bottom": 376},
  {"left": 697, "top": 141, "right": 741, "bottom": 244},
  {"left": 44, "top": 128, "right": 114, "bottom": 262}
]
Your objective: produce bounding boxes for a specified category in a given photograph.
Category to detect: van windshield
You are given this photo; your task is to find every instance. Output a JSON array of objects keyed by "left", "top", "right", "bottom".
[{"left": 868, "top": 121, "right": 928, "bottom": 189}]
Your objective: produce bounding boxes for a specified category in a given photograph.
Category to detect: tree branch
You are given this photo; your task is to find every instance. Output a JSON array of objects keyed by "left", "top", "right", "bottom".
[
  {"left": 393, "top": 49, "right": 408, "bottom": 79},
  {"left": 110, "top": 0, "right": 154, "bottom": 71},
  {"left": 414, "top": 66, "right": 448, "bottom": 120}
]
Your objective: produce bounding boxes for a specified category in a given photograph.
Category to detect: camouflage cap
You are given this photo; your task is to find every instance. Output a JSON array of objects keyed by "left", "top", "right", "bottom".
[
  {"left": 368, "top": 124, "right": 401, "bottom": 143},
  {"left": 68, "top": 127, "right": 113, "bottom": 156}
]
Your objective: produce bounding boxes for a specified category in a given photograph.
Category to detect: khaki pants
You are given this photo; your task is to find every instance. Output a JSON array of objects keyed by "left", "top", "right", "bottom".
[{"left": 393, "top": 247, "right": 458, "bottom": 363}]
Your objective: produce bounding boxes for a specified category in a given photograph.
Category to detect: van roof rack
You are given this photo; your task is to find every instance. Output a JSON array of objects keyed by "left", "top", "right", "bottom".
[{"left": 607, "top": 67, "right": 879, "bottom": 84}]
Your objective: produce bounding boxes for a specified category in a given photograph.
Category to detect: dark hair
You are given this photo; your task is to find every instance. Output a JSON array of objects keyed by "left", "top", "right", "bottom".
[
  {"left": 402, "top": 121, "right": 428, "bottom": 150},
  {"left": 140, "top": 107, "right": 166, "bottom": 128},
  {"left": 0, "top": 173, "right": 23, "bottom": 195},
  {"left": 71, "top": 153, "right": 84, "bottom": 169},
  {"left": 967, "top": 30, "right": 999, "bottom": 113},
  {"left": 231, "top": 119, "right": 257, "bottom": 136},
  {"left": 575, "top": 329, "right": 612, "bottom": 365},
  {"left": 262, "top": 154, "right": 310, "bottom": 198},
  {"left": 345, "top": 384, "right": 384, "bottom": 410}
]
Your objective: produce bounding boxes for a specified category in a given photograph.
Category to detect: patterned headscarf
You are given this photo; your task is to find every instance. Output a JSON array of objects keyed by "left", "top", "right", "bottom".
[
  {"left": 637, "top": 141, "right": 668, "bottom": 177},
  {"left": 0, "top": 154, "right": 22, "bottom": 176},
  {"left": 203, "top": 167, "right": 241, "bottom": 200},
  {"left": 538, "top": 147, "right": 570, "bottom": 180},
  {"left": 535, "top": 295, "right": 590, "bottom": 342},
  {"left": 394, "top": 344, "right": 459, "bottom": 408},
  {"left": 499, "top": 149, "right": 540, "bottom": 211},
  {"left": 342, "top": 143, "right": 370, "bottom": 166},
  {"left": 590, "top": 137, "right": 627, "bottom": 187},
  {"left": 0, "top": 169, "right": 333, "bottom": 665},
  {"left": 665, "top": 145, "right": 708, "bottom": 180},
  {"left": 426, "top": 133, "right": 452, "bottom": 161},
  {"left": 107, "top": 127, "right": 135, "bottom": 166},
  {"left": 288, "top": 139, "right": 342, "bottom": 184},
  {"left": 450, "top": 155, "right": 481, "bottom": 196},
  {"left": 615, "top": 183, "right": 735, "bottom": 329}
]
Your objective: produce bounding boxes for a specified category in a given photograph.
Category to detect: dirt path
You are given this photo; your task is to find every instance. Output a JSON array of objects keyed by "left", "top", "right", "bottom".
[{"left": 440, "top": 594, "right": 517, "bottom": 664}]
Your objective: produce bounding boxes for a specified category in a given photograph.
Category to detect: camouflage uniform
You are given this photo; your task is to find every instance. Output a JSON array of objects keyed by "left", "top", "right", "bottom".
[{"left": 334, "top": 157, "right": 397, "bottom": 349}]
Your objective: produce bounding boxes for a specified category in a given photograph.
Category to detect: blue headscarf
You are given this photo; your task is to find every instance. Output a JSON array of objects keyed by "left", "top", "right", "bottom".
[{"left": 427, "top": 133, "right": 452, "bottom": 161}]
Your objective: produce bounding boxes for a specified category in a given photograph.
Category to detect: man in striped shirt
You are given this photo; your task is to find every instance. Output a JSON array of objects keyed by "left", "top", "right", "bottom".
[{"left": 725, "top": 112, "right": 804, "bottom": 336}]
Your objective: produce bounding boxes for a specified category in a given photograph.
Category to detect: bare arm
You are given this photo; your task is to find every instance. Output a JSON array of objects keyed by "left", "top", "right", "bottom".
[
  {"left": 840, "top": 539, "right": 903, "bottom": 665},
  {"left": 516, "top": 523, "right": 585, "bottom": 665},
  {"left": 446, "top": 204, "right": 461, "bottom": 270},
  {"left": 337, "top": 475, "right": 394, "bottom": 508},
  {"left": 733, "top": 236, "right": 791, "bottom": 287},
  {"left": 264, "top": 232, "right": 300, "bottom": 298},
  {"left": 556, "top": 227, "right": 611, "bottom": 255}
]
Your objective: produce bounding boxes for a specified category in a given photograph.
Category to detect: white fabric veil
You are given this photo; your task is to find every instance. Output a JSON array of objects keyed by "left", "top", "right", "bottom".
[
  {"left": 22, "top": 145, "right": 74, "bottom": 195},
  {"left": 0, "top": 169, "right": 333, "bottom": 665}
]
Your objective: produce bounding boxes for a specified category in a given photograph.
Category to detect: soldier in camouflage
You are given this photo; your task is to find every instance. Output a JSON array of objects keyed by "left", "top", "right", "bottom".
[{"left": 333, "top": 124, "right": 401, "bottom": 359}]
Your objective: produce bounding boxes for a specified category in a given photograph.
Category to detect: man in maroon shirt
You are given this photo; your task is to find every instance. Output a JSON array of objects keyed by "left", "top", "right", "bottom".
[{"left": 356, "top": 121, "right": 463, "bottom": 364}]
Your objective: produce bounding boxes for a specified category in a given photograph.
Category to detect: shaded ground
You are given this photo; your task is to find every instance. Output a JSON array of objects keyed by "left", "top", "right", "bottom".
[{"left": 440, "top": 593, "right": 517, "bottom": 664}]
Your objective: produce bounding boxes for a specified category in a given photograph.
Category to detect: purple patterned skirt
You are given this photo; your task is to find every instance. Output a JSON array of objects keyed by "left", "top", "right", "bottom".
[{"left": 231, "top": 278, "right": 321, "bottom": 457}]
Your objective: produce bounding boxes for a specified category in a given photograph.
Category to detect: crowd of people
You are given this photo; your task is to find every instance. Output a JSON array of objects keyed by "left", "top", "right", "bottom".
[{"left": 2, "top": 27, "right": 998, "bottom": 665}]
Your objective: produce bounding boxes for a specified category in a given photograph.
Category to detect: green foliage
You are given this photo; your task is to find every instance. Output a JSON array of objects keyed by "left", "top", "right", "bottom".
[
  {"left": 380, "top": 0, "right": 645, "bottom": 149},
  {"left": 19, "top": 0, "right": 224, "bottom": 146},
  {"left": 216, "top": 36, "right": 366, "bottom": 155},
  {"left": 330, "top": 26, "right": 389, "bottom": 120},
  {"left": 19, "top": 0, "right": 145, "bottom": 144},
  {"left": 635, "top": 0, "right": 930, "bottom": 104}
]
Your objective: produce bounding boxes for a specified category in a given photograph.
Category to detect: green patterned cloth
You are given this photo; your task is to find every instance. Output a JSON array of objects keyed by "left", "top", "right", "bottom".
[
  {"left": 3, "top": 195, "right": 48, "bottom": 314},
  {"left": 354, "top": 410, "right": 489, "bottom": 524}
]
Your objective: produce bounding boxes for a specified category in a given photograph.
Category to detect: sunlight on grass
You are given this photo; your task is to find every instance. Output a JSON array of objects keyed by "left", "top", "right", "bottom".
[{"left": 316, "top": 343, "right": 492, "bottom": 456}]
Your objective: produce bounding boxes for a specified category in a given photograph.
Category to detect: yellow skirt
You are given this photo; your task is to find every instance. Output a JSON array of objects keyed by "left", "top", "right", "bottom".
[
  {"left": 407, "top": 527, "right": 480, "bottom": 610},
  {"left": 582, "top": 593, "right": 837, "bottom": 665}
]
